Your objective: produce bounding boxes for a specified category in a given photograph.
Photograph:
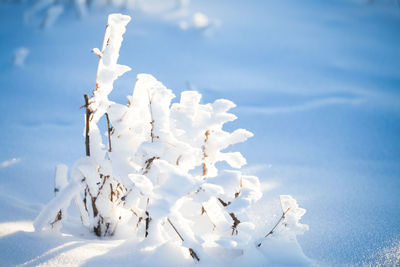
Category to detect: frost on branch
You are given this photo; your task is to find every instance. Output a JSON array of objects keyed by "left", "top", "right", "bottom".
[{"left": 34, "top": 13, "right": 309, "bottom": 263}]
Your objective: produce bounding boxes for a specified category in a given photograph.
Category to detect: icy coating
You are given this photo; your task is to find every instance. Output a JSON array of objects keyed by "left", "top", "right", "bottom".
[{"left": 34, "top": 13, "right": 309, "bottom": 264}]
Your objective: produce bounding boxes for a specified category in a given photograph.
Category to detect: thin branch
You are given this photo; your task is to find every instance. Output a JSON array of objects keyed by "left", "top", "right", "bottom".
[
  {"left": 110, "top": 184, "right": 114, "bottom": 202},
  {"left": 143, "top": 156, "right": 160, "bottom": 175},
  {"left": 217, "top": 197, "right": 231, "bottom": 207},
  {"left": 202, "top": 130, "right": 210, "bottom": 176},
  {"left": 264, "top": 208, "right": 290, "bottom": 238},
  {"left": 167, "top": 218, "right": 184, "bottom": 242},
  {"left": 84, "top": 184, "right": 101, "bottom": 236},
  {"left": 146, "top": 89, "right": 158, "bottom": 143},
  {"left": 144, "top": 198, "right": 151, "bottom": 237},
  {"left": 50, "top": 210, "right": 62, "bottom": 228},
  {"left": 167, "top": 217, "right": 200, "bottom": 262},
  {"left": 83, "top": 186, "right": 88, "bottom": 212},
  {"left": 105, "top": 113, "right": 113, "bottom": 152},
  {"left": 118, "top": 189, "right": 132, "bottom": 206},
  {"left": 96, "top": 174, "right": 109, "bottom": 197},
  {"left": 84, "top": 94, "right": 92, "bottom": 157},
  {"left": 73, "top": 195, "right": 87, "bottom": 225},
  {"left": 189, "top": 248, "right": 200, "bottom": 262},
  {"left": 229, "top": 212, "right": 240, "bottom": 235},
  {"left": 93, "top": 215, "right": 104, "bottom": 237},
  {"left": 257, "top": 207, "right": 291, "bottom": 247},
  {"left": 217, "top": 197, "right": 241, "bottom": 235},
  {"left": 201, "top": 206, "right": 216, "bottom": 231},
  {"left": 176, "top": 155, "right": 182, "bottom": 166}
]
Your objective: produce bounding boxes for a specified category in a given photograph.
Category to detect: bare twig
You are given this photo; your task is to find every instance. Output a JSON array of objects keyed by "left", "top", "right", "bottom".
[
  {"left": 93, "top": 215, "right": 104, "bottom": 237},
  {"left": 96, "top": 174, "right": 109, "bottom": 197},
  {"left": 189, "top": 248, "right": 200, "bottom": 262},
  {"left": 73, "top": 195, "right": 87, "bottom": 225},
  {"left": 144, "top": 198, "right": 151, "bottom": 237},
  {"left": 83, "top": 184, "right": 102, "bottom": 236},
  {"left": 229, "top": 212, "right": 241, "bottom": 235},
  {"left": 217, "top": 197, "right": 241, "bottom": 235},
  {"left": 105, "top": 113, "right": 113, "bottom": 152},
  {"left": 143, "top": 156, "right": 160, "bottom": 175},
  {"left": 84, "top": 94, "right": 92, "bottom": 157},
  {"left": 201, "top": 206, "right": 216, "bottom": 231},
  {"left": 217, "top": 197, "right": 231, "bottom": 207},
  {"left": 50, "top": 210, "right": 62, "bottom": 228},
  {"left": 167, "top": 218, "right": 200, "bottom": 262},
  {"left": 146, "top": 89, "right": 159, "bottom": 143},
  {"left": 167, "top": 217, "right": 184, "bottom": 242},
  {"left": 176, "top": 155, "right": 182, "bottom": 166},
  {"left": 202, "top": 130, "right": 210, "bottom": 176},
  {"left": 110, "top": 184, "right": 114, "bottom": 202},
  {"left": 257, "top": 207, "right": 291, "bottom": 247},
  {"left": 83, "top": 186, "right": 88, "bottom": 212}
]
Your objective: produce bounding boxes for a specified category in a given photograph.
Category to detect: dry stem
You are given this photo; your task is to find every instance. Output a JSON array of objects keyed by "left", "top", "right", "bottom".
[
  {"left": 50, "top": 210, "right": 62, "bottom": 228},
  {"left": 143, "top": 156, "right": 160, "bottom": 175},
  {"left": 201, "top": 206, "right": 216, "bottom": 231},
  {"left": 105, "top": 113, "right": 113, "bottom": 152},
  {"left": 202, "top": 130, "right": 210, "bottom": 176},
  {"left": 217, "top": 197, "right": 241, "bottom": 235},
  {"left": 84, "top": 94, "right": 92, "bottom": 156},
  {"left": 167, "top": 218, "right": 200, "bottom": 262},
  {"left": 257, "top": 207, "right": 291, "bottom": 247}
]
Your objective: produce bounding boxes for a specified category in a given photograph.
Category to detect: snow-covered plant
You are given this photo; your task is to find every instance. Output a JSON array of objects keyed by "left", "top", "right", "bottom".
[{"left": 34, "top": 13, "right": 309, "bottom": 263}]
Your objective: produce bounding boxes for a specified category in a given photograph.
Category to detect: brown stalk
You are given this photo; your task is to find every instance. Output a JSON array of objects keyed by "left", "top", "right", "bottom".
[
  {"left": 167, "top": 218, "right": 200, "bottom": 262},
  {"left": 217, "top": 197, "right": 231, "bottom": 207},
  {"left": 144, "top": 198, "right": 151, "bottom": 237},
  {"left": 96, "top": 174, "right": 109, "bottom": 197},
  {"left": 229, "top": 212, "right": 241, "bottom": 235},
  {"left": 202, "top": 130, "right": 210, "bottom": 176},
  {"left": 52, "top": 174, "right": 63, "bottom": 227},
  {"left": 201, "top": 206, "right": 216, "bottom": 231},
  {"left": 257, "top": 207, "right": 291, "bottom": 247},
  {"left": 83, "top": 186, "right": 88, "bottom": 212},
  {"left": 84, "top": 94, "right": 92, "bottom": 157},
  {"left": 176, "top": 155, "right": 182, "bottom": 166},
  {"left": 105, "top": 113, "right": 113, "bottom": 152},
  {"left": 217, "top": 197, "right": 241, "bottom": 235},
  {"left": 143, "top": 156, "right": 160, "bottom": 175},
  {"left": 50, "top": 210, "right": 62, "bottom": 228}
]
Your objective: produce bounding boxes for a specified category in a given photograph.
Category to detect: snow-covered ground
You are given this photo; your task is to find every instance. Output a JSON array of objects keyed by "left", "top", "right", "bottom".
[{"left": 0, "top": 0, "right": 399, "bottom": 266}]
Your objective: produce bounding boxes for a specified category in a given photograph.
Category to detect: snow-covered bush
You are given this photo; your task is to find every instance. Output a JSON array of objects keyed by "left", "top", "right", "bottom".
[{"left": 34, "top": 13, "right": 309, "bottom": 263}]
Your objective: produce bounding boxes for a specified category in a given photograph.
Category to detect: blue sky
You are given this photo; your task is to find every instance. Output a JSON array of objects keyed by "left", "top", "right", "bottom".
[{"left": 0, "top": 0, "right": 399, "bottom": 265}]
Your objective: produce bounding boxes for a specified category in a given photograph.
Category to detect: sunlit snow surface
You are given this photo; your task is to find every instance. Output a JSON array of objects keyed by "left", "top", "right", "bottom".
[{"left": 0, "top": 0, "right": 399, "bottom": 266}]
